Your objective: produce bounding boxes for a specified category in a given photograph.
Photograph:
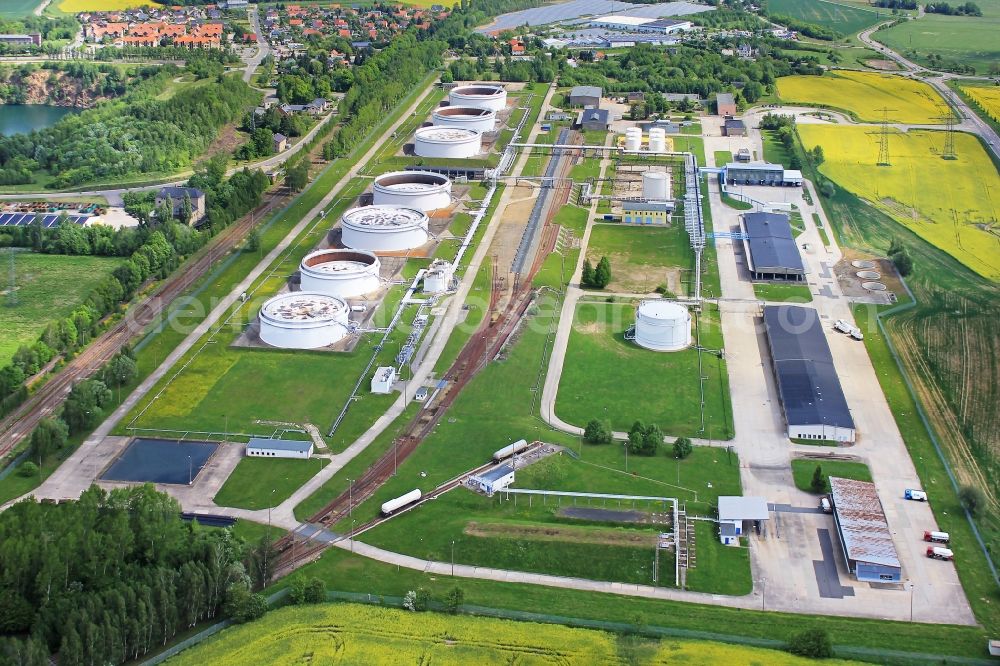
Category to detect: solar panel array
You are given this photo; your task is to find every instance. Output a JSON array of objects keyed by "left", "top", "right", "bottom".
[
  {"left": 0, "top": 213, "right": 89, "bottom": 228},
  {"left": 478, "top": 0, "right": 711, "bottom": 33}
]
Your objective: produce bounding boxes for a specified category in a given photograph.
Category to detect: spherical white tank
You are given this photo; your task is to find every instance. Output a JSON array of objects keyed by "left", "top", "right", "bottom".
[
  {"left": 448, "top": 84, "right": 507, "bottom": 112},
  {"left": 432, "top": 105, "right": 497, "bottom": 133},
  {"left": 625, "top": 128, "right": 642, "bottom": 152},
  {"left": 634, "top": 300, "right": 692, "bottom": 352},
  {"left": 259, "top": 292, "right": 349, "bottom": 349},
  {"left": 642, "top": 171, "right": 670, "bottom": 200},
  {"left": 413, "top": 126, "right": 481, "bottom": 159},
  {"left": 648, "top": 128, "right": 666, "bottom": 153},
  {"left": 372, "top": 171, "right": 452, "bottom": 212},
  {"left": 341, "top": 205, "right": 429, "bottom": 252},
  {"left": 300, "top": 249, "right": 382, "bottom": 298}
]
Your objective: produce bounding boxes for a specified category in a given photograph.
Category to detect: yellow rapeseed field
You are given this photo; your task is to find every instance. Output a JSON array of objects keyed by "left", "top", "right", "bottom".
[
  {"left": 58, "top": 0, "right": 161, "bottom": 11},
  {"left": 798, "top": 124, "right": 1000, "bottom": 281},
  {"left": 962, "top": 86, "right": 1000, "bottom": 124},
  {"left": 164, "top": 603, "right": 862, "bottom": 665},
  {"left": 777, "top": 71, "right": 948, "bottom": 124}
]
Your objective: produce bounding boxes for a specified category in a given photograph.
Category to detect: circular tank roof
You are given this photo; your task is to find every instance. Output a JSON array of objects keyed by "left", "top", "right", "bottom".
[
  {"left": 638, "top": 300, "right": 688, "bottom": 321},
  {"left": 435, "top": 106, "right": 494, "bottom": 118},
  {"left": 342, "top": 205, "right": 427, "bottom": 230},
  {"left": 451, "top": 85, "right": 504, "bottom": 96},
  {"left": 415, "top": 126, "right": 479, "bottom": 142},
  {"left": 260, "top": 292, "right": 348, "bottom": 323},
  {"left": 852, "top": 260, "right": 877, "bottom": 269},
  {"left": 373, "top": 171, "right": 450, "bottom": 191}
]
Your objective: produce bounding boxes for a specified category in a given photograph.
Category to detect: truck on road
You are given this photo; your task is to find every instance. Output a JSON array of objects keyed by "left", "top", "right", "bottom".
[
  {"left": 905, "top": 489, "right": 928, "bottom": 502},
  {"left": 927, "top": 546, "right": 954, "bottom": 561},
  {"left": 924, "top": 530, "right": 950, "bottom": 544}
]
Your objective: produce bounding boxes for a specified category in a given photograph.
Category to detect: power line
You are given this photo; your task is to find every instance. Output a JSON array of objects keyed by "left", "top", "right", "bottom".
[
  {"left": 875, "top": 107, "right": 896, "bottom": 167},
  {"left": 938, "top": 113, "right": 958, "bottom": 160}
]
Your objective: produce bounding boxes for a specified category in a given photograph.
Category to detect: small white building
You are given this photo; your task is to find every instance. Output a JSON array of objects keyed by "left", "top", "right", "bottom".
[
  {"left": 470, "top": 464, "right": 515, "bottom": 496},
  {"left": 371, "top": 366, "right": 397, "bottom": 394},
  {"left": 414, "top": 386, "right": 429, "bottom": 402},
  {"left": 717, "top": 496, "right": 769, "bottom": 546},
  {"left": 246, "top": 438, "right": 313, "bottom": 459}
]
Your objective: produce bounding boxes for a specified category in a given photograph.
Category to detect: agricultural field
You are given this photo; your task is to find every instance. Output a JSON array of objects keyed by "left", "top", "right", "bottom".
[
  {"left": 0, "top": 0, "right": 42, "bottom": 17},
  {"left": 56, "top": 0, "right": 160, "bottom": 11},
  {"left": 797, "top": 124, "right": 1000, "bottom": 281},
  {"left": 776, "top": 71, "right": 948, "bottom": 124},
  {"left": 767, "top": 0, "right": 884, "bottom": 35},
  {"left": 555, "top": 301, "right": 734, "bottom": 439},
  {"left": 585, "top": 223, "right": 694, "bottom": 295},
  {"left": 0, "top": 251, "right": 121, "bottom": 365},
  {"left": 165, "top": 603, "right": 859, "bottom": 665},
  {"left": 876, "top": 10, "right": 1000, "bottom": 75},
  {"left": 961, "top": 85, "right": 1000, "bottom": 123}
]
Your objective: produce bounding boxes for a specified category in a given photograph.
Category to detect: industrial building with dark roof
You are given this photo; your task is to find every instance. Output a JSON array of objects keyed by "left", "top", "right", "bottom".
[
  {"left": 762, "top": 305, "right": 856, "bottom": 442},
  {"left": 828, "top": 477, "right": 901, "bottom": 582},
  {"left": 740, "top": 211, "right": 806, "bottom": 281}
]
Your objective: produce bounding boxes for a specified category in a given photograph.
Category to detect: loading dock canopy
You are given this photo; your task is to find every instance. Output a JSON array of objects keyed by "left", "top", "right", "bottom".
[
  {"left": 718, "top": 496, "right": 770, "bottom": 521},
  {"left": 762, "top": 306, "right": 855, "bottom": 431}
]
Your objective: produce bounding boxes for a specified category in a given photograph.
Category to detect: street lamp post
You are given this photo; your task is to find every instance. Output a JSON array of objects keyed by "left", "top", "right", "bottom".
[
  {"left": 348, "top": 478, "right": 354, "bottom": 553},
  {"left": 187, "top": 456, "right": 192, "bottom": 486},
  {"left": 760, "top": 578, "right": 766, "bottom": 610},
  {"left": 451, "top": 540, "right": 455, "bottom": 577},
  {"left": 265, "top": 488, "right": 275, "bottom": 587}
]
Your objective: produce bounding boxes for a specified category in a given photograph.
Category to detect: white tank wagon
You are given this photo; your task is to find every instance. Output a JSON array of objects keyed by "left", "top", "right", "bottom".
[
  {"left": 448, "top": 84, "right": 507, "bottom": 112},
  {"left": 258, "top": 292, "right": 350, "bottom": 349},
  {"left": 341, "top": 205, "right": 429, "bottom": 253},
  {"left": 432, "top": 105, "right": 497, "bottom": 133},
  {"left": 299, "top": 249, "right": 382, "bottom": 298},
  {"left": 381, "top": 489, "right": 422, "bottom": 516},
  {"left": 634, "top": 300, "right": 692, "bottom": 352},
  {"left": 642, "top": 171, "right": 670, "bottom": 200},
  {"left": 372, "top": 171, "right": 452, "bottom": 212},
  {"left": 492, "top": 438, "right": 530, "bottom": 463},
  {"left": 413, "top": 126, "right": 481, "bottom": 159}
]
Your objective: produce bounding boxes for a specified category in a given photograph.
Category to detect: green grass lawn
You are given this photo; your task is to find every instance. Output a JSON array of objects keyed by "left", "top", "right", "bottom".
[
  {"left": 791, "top": 458, "right": 871, "bottom": 494},
  {"left": 214, "top": 456, "right": 329, "bottom": 510},
  {"left": 555, "top": 302, "right": 734, "bottom": 440},
  {"left": 586, "top": 223, "right": 694, "bottom": 295},
  {"left": 515, "top": 444, "right": 741, "bottom": 515},
  {"left": 721, "top": 193, "right": 753, "bottom": 210},
  {"left": 534, "top": 204, "right": 587, "bottom": 291},
  {"left": 0, "top": 252, "right": 121, "bottom": 365},
  {"left": 670, "top": 136, "right": 706, "bottom": 167},
  {"left": 684, "top": 521, "right": 752, "bottom": 595},
  {"left": 713, "top": 150, "right": 732, "bottom": 167},
  {"left": 363, "top": 489, "right": 672, "bottom": 587},
  {"left": 752, "top": 282, "right": 813, "bottom": 303},
  {"left": 767, "top": 0, "right": 884, "bottom": 34}
]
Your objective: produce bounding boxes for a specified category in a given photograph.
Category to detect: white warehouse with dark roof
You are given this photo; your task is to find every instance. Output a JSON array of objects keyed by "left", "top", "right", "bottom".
[
  {"left": 741, "top": 212, "right": 806, "bottom": 282},
  {"left": 762, "top": 305, "right": 856, "bottom": 442}
]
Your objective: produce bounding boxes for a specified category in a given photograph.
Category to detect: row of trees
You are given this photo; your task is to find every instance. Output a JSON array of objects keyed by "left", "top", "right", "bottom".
[
  {"left": 0, "top": 486, "right": 272, "bottom": 666},
  {"left": 581, "top": 257, "right": 611, "bottom": 289},
  {"left": 584, "top": 419, "right": 694, "bottom": 459},
  {"left": 767, "top": 14, "right": 843, "bottom": 41},
  {"left": 925, "top": 1, "right": 982, "bottom": 15}
]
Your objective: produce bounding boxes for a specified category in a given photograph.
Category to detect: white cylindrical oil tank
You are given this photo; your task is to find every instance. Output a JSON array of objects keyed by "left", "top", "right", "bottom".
[
  {"left": 642, "top": 171, "right": 670, "bottom": 200},
  {"left": 372, "top": 171, "right": 452, "bottom": 212},
  {"left": 625, "top": 128, "right": 642, "bottom": 152},
  {"left": 259, "top": 292, "right": 350, "bottom": 349},
  {"left": 648, "top": 128, "right": 666, "bottom": 153},
  {"left": 634, "top": 300, "right": 692, "bottom": 352},
  {"left": 432, "top": 105, "right": 497, "bottom": 132},
  {"left": 300, "top": 249, "right": 382, "bottom": 298},
  {"left": 448, "top": 84, "right": 506, "bottom": 112},
  {"left": 413, "top": 126, "right": 481, "bottom": 159},
  {"left": 341, "top": 205, "right": 429, "bottom": 252},
  {"left": 423, "top": 258, "right": 453, "bottom": 293}
]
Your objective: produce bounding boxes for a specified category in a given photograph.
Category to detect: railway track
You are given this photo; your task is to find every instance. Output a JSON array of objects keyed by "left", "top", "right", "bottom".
[{"left": 0, "top": 189, "right": 287, "bottom": 459}]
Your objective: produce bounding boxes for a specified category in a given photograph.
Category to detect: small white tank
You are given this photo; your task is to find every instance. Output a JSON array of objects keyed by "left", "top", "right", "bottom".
[
  {"left": 648, "top": 128, "right": 666, "bottom": 153},
  {"left": 423, "top": 258, "right": 453, "bottom": 293},
  {"left": 634, "top": 300, "right": 692, "bottom": 352},
  {"left": 642, "top": 171, "right": 670, "bottom": 200},
  {"left": 625, "top": 128, "right": 642, "bottom": 152}
]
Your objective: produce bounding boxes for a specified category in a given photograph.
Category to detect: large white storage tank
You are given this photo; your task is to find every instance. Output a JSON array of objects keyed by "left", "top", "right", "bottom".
[
  {"left": 448, "top": 84, "right": 506, "bottom": 112},
  {"left": 634, "top": 300, "right": 692, "bottom": 352},
  {"left": 642, "top": 171, "right": 670, "bottom": 200},
  {"left": 625, "top": 128, "right": 642, "bottom": 152},
  {"left": 300, "top": 249, "right": 382, "bottom": 298},
  {"left": 432, "top": 105, "right": 497, "bottom": 132},
  {"left": 372, "top": 171, "right": 452, "bottom": 212},
  {"left": 648, "top": 128, "right": 667, "bottom": 153},
  {"left": 259, "top": 292, "right": 350, "bottom": 349},
  {"left": 413, "top": 126, "right": 481, "bottom": 159},
  {"left": 341, "top": 205, "right": 429, "bottom": 252}
]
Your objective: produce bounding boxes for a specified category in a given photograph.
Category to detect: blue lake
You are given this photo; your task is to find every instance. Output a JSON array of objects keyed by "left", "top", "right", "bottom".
[{"left": 0, "top": 104, "right": 79, "bottom": 136}]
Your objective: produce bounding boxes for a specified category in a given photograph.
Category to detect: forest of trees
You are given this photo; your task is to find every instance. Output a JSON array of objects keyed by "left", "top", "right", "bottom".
[
  {"left": 0, "top": 15, "right": 78, "bottom": 53},
  {"left": 0, "top": 486, "right": 272, "bottom": 666},
  {"left": 925, "top": 1, "right": 982, "bottom": 15},
  {"left": 0, "top": 68, "right": 257, "bottom": 188}
]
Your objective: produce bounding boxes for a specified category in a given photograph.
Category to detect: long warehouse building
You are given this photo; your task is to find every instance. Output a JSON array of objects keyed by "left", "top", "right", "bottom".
[
  {"left": 741, "top": 211, "right": 806, "bottom": 281},
  {"left": 762, "top": 305, "right": 856, "bottom": 442},
  {"left": 828, "top": 477, "right": 901, "bottom": 582}
]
